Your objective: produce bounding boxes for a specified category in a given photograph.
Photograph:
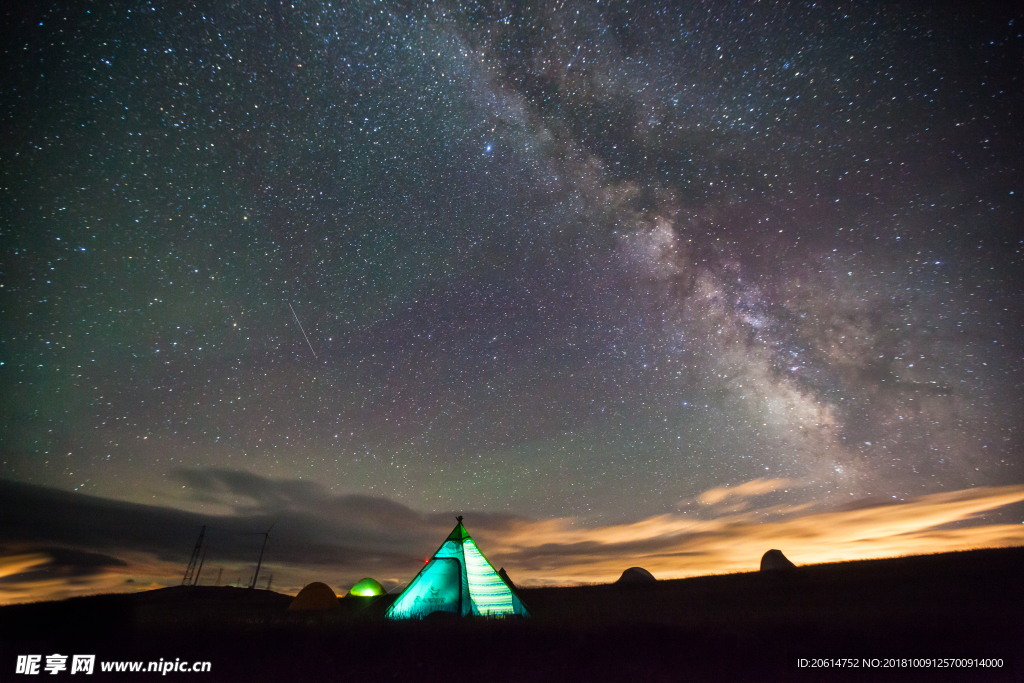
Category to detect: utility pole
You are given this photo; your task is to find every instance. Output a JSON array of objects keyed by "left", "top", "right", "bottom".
[
  {"left": 215, "top": 568, "right": 223, "bottom": 587},
  {"left": 249, "top": 523, "right": 274, "bottom": 589},
  {"left": 181, "top": 526, "right": 206, "bottom": 586}
]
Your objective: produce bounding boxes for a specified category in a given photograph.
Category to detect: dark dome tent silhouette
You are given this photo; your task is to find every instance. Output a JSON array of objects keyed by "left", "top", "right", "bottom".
[
  {"left": 760, "top": 549, "right": 797, "bottom": 571},
  {"left": 287, "top": 582, "right": 339, "bottom": 611},
  {"left": 615, "top": 567, "right": 657, "bottom": 584},
  {"left": 385, "top": 517, "right": 530, "bottom": 619}
]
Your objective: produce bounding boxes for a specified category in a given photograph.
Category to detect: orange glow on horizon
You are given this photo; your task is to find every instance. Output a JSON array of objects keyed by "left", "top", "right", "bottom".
[
  {"left": 2, "top": 484, "right": 1023, "bottom": 605},
  {"left": 478, "top": 484, "right": 1024, "bottom": 585}
]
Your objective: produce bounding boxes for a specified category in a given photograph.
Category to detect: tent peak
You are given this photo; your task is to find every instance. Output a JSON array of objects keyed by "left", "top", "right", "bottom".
[
  {"left": 457, "top": 515, "right": 463, "bottom": 522},
  {"left": 447, "top": 518, "right": 470, "bottom": 542}
]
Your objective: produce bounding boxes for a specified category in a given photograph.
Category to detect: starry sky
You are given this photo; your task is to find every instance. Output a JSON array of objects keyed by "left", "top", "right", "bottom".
[{"left": 2, "top": 1, "right": 1023, "bottom": 600}]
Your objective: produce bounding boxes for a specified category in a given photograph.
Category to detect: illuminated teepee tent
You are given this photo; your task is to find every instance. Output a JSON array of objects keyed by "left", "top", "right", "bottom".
[{"left": 385, "top": 517, "right": 529, "bottom": 619}]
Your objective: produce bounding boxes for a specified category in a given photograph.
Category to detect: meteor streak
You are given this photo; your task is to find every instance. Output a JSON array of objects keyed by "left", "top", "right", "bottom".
[{"left": 288, "top": 303, "right": 317, "bottom": 359}]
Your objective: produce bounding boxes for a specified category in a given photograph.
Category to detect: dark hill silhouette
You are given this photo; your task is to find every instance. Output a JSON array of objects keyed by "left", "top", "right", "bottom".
[{"left": 0, "top": 547, "right": 1020, "bottom": 682}]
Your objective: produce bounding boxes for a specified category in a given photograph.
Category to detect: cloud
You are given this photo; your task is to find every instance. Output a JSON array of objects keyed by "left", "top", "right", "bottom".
[
  {"left": 2, "top": 475, "right": 1022, "bottom": 603},
  {"left": 173, "top": 469, "right": 331, "bottom": 512},
  {"left": 694, "top": 478, "right": 800, "bottom": 506},
  {"left": 481, "top": 484, "right": 1024, "bottom": 585},
  {"left": 0, "top": 550, "right": 128, "bottom": 605},
  {"left": 0, "top": 553, "right": 50, "bottom": 581},
  {"left": 0, "top": 475, "right": 525, "bottom": 602}
]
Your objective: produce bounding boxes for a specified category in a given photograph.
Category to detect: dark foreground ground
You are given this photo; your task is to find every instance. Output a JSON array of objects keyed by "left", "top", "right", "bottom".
[{"left": 1, "top": 547, "right": 1021, "bottom": 682}]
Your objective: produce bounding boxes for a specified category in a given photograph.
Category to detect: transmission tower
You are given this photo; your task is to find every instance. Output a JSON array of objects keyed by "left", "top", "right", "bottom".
[{"left": 181, "top": 525, "right": 206, "bottom": 586}]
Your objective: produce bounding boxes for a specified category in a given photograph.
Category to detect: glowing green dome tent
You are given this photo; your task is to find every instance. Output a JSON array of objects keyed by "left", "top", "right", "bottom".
[
  {"left": 385, "top": 517, "right": 529, "bottom": 619},
  {"left": 347, "top": 577, "right": 386, "bottom": 597}
]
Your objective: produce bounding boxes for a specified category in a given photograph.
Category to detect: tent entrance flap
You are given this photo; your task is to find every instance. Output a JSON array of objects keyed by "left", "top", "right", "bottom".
[{"left": 387, "top": 557, "right": 462, "bottom": 619}]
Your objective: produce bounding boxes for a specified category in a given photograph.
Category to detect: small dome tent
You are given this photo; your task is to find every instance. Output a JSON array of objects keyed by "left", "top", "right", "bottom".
[
  {"left": 615, "top": 567, "right": 657, "bottom": 584},
  {"left": 287, "top": 582, "right": 339, "bottom": 610},
  {"left": 347, "top": 577, "right": 386, "bottom": 597},
  {"left": 760, "top": 549, "right": 797, "bottom": 571},
  {"left": 385, "top": 517, "right": 530, "bottom": 619},
  {"left": 497, "top": 567, "right": 516, "bottom": 590}
]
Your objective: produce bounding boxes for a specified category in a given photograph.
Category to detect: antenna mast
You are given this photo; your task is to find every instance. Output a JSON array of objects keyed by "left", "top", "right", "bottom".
[
  {"left": 193, "top": 544, "right": 208, "bottom": 586},
  {"left": 249, "top": 523, "right": 274, "bottom": 589},
  {"left": 181, "top": 525, "right": 206, "bottom": 586}
]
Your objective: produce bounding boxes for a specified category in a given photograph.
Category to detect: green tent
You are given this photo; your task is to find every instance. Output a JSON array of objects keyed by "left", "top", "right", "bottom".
[
  {"left": 347, "top": 577, "right": 386, "bottom": 597},
  {"left": 385, "top": 517, "right": 529, "bottom": 619}
]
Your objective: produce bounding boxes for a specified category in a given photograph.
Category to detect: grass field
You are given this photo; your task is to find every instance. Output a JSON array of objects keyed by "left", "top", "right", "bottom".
[{"left": 1, "top": 547, "right": 1020, "bottom": 681}]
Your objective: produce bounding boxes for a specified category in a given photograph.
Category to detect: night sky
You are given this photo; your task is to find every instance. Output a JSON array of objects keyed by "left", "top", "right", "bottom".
[{"left": 2, "top": 1, "right": 1023, "bottom": 600}]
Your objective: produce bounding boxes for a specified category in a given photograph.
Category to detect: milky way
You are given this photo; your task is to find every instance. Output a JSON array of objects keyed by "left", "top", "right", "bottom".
[{"left": 2, "top": 1, "right": 1021, "bottom": 530}]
